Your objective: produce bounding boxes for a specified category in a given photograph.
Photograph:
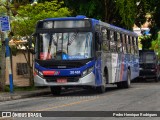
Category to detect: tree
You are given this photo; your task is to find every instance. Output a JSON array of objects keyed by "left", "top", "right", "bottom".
[
  {"left": 11, "top": 0, "right": 71, "bottom": 86},
  {"left": 0, "top": 0, "right": 9, "bottom": 91},
  {"left": 12, "top": 0, "right": 71, "bottom": 36},
  {"left": 64, "top": 0, "right": 149, "bottom": 30},
  {"left": 143, "top": 0, "right": 160, "bottom": 54}
]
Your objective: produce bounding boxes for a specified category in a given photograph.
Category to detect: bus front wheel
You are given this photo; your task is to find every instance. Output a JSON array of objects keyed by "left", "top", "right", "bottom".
[
  {"left": 96, "top": 85, "right": 105, "bottom": 93},
  {"left": 50, "top": 86, "right": 61, "bottom": 95}
]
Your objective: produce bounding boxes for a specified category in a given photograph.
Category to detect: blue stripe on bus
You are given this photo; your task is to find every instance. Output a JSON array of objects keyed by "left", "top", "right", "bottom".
[{"left": 35, "top": 60, "right": 95, "bottom": 76}]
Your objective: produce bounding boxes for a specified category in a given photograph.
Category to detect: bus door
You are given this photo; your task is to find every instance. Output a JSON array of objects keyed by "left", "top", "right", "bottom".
[
  {"left": 95, "top": 50, "right": 110, "bottom": 85},
  {"left": 101, "top": 48, "right": 119, "bottom": 84},
  {"left": 101, "top": 27, "right": 118, "bottom": 84},
  {"left": 95, "top": 30, "right": 108, "bottom": 86},
  {"left": 108, "top": 31, "right": 119, "bottom": 83}
]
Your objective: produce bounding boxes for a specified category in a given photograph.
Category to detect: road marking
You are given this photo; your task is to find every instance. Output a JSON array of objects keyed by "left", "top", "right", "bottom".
[
  {"left": 35, "top": 97, "right": 100, "bottom": 111},
  {"left": 33, "top": 87, "right": 137, "bottom": 111}
]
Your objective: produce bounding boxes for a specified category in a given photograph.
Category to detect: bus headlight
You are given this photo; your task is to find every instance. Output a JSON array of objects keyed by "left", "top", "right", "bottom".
[
  {"left": 82, "top": 66, "right": 94, "bottom": 77},
  {"left": 82, "top": 70, "right": 88, "bottom": 76},
  {"left": 88, "top": 67, "right": 94, "bottom": 73},
  {"left": 39, "top": 71, "right": 43, "bottom": 77},
  {"left": 34, "top": 69, "right": 38, "bottom": 76},
  {"left": 34, "top": 69, "right": 43, "bottom": 77}
]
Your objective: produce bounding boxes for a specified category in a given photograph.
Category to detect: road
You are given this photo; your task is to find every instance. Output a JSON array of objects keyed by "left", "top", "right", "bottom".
[{"left": 0, "top": 80, "right": 160, "bottom": 120}]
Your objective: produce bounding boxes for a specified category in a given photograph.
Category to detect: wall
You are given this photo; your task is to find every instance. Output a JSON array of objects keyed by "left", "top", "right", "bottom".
[{"left": 5, "top": 51, "right": 34, "bottom": 87}]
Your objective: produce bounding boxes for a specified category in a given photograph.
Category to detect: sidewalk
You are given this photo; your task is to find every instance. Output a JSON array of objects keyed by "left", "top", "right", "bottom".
[{"left": 0, "top": 87, "right": 51, "bottom": 102}]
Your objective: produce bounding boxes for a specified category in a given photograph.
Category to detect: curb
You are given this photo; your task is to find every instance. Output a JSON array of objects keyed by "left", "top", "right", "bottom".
[{"left": 0, "top": 89, "right": 51, "bottom": 102}]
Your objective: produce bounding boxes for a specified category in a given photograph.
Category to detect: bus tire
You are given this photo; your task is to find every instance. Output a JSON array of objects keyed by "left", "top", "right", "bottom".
[
  {"left": 96, "top": 85, "right": 105, "bottom": 93},
  {"left": 50, "top": 86, "right": 61, "bottom": 95},
  {"left": 104, "top": 67, "right": 109, "bottom": 84},
  {"left": 123, "top": 69, "right": 131, "bottom": 88},
  {"left": 117, "top": 82, "right": 123, "bottom": 88},
  {"left": 155, "top": 76, "right": 159, "bottom": 82}
]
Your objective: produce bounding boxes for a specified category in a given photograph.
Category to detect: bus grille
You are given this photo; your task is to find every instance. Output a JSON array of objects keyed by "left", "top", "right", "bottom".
[{"left": 45, "top": 76, "right": 80, "bottom": 82}]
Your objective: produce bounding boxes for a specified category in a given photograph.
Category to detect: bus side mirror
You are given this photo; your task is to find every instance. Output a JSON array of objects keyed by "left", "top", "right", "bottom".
[{"left": 95, "top": 32, "right": 102, "bottom": 44}]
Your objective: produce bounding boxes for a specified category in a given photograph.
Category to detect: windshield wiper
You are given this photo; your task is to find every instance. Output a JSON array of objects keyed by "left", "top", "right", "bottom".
[{"left": 68, "top": 32, "right": 78, "bottom": 46}]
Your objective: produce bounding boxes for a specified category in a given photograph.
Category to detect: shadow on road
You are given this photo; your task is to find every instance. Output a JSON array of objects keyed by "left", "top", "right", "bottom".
[
  {"left": 47, "top": 85, "right": 123, "bottom": 97},
  {"left": 44, "top": 78, "right": 160, "bottom": 97},
  {"left": 132, "top": 78, "right": 159, "bottom": 83}
]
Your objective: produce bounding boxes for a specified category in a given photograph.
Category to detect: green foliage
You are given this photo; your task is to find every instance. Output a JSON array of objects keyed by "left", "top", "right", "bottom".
[
  {"left": 65, "top": 0, "right": 102, "bottom": 20},
  {"left": 10, "top": 45, "right": 18, "bottom": 56},
  {"left": 65, "top": 0, "right": 149, "bottom": 30},
  {"left": 139, "top": 35, "right": 152, "bottom": 50},
  {"left": 151, "top": 32, "right": 160, "bottom": 58},
  {"left": 11, "top": 0, "right": 71, "bottom": 37},
  {"left": 116, "top": 0, "right": 136, "bottom": 29}
]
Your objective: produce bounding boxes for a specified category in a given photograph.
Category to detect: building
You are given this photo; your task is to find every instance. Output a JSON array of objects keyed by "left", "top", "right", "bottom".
[{"left": 5, "top": 40, "right": 33, "bottom": 87}]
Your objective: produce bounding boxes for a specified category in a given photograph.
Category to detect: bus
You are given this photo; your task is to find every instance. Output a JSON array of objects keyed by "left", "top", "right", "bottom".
[{"left": 32, "top": 15, "right": 139, "bottom": 95}]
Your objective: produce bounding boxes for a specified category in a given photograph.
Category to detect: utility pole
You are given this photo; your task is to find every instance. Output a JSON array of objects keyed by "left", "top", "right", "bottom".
[{"left": 6, "top": 0, "right": 14, "bottom": 93}]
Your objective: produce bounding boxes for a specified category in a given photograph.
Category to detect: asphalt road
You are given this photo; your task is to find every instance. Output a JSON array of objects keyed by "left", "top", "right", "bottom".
[{"left": 1, "top": 80, "right": 160, "bottom": 120}]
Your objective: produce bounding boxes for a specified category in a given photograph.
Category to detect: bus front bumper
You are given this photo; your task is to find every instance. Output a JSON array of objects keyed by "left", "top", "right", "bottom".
[{"left": 34, "top": 72, "right": 95, "bottom": 87}]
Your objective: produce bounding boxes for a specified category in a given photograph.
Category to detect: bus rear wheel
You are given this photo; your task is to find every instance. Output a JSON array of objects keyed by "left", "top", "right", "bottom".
[
  {"left": 123, "top": 69, "right": 131, "bottom": 88},
  {"left": 50, "top": 86, "right": 61, "bottom": 95},
  {"left": 117, "top": 69, "right": 131, "bottom": 88}
]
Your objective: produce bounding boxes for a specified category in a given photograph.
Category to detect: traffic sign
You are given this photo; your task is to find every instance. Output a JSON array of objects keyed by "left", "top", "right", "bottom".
[{"left": 0, "top": 16, "right": 11, "bottom": 32}]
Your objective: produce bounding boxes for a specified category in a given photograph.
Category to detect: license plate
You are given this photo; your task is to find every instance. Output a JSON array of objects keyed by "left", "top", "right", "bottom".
[{"left": 57, "top": 78, "right": 67, "bottom": 83}]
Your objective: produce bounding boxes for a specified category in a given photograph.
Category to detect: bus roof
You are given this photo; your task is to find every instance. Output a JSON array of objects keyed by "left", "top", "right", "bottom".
[
  {"left": 99, "top": 21, "right": 138, "bottom": 36},
  {"left": 42, "top": 15, "right": 138, "bottom": 36},
  {"left": 45, "top": 15, "right": 89, "bottom": 21}
]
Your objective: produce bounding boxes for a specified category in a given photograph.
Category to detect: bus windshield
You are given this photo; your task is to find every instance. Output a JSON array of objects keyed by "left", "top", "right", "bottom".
[
  {"left": 36, "top": 32, "right": 92, "bottom": 60},
  {"left": 145, "top": 53, "right": 156, "bottom": 63}
]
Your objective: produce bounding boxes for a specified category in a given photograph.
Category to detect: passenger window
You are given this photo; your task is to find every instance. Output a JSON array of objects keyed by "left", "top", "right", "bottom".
[
  {"left": 134, "top": 37, "right": 138, "bottom": 55},
  {"left": 117, "top": 33, "right": 122, "bottom": 52},
  {"left": 102, "top": 40, "right": 110, "bottom": 51},
  {"left": 110, "top": 31, "right": 117, "bottom": 52},
  {"left": 126, "top": 35, "right": 131, "bottom": 54},
  {"left": 102, "top": 27, "right": 108, "bottom": 41},
  {"left": 110, "top": 31, "right": 114, "bottom": 41},
  {"left": 122, "top": 34, "right": 127, "bottom": 54},
  {"left": 101, "top": 27, "right": 110, "bottom": 51},
  {"left": 130, "top": 37, "right": 134, "bottom": 54}
]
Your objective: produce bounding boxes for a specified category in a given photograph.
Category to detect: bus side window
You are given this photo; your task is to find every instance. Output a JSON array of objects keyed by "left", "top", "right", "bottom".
[
  {"left": 120, "top": 34, "right": 123, "bottom": 52},
  {"left": 135, "top": 37, "right": 138, "bottom": 55},
  {"left": 110, "top": 30, "right": 117, "bottom": 52},
  {"left": 101, "top": 27, "right": 110, "bottom": 51},
  {"left": 126, "top": 35, "right": 131, "bottom": 54},
  {"left": 117, "top": 33, "right": 122, "bottom": 53},
  {"left": 131, "top": 36, "right": 135, "bottom": 55},
  {"left": 122, "top": 34, "right": 127, "bottom": 54}
]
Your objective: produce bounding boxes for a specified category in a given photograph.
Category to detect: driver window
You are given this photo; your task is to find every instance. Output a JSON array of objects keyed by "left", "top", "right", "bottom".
[{"left": 39, "top": 33, "right": 51, "bottom": 60}]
